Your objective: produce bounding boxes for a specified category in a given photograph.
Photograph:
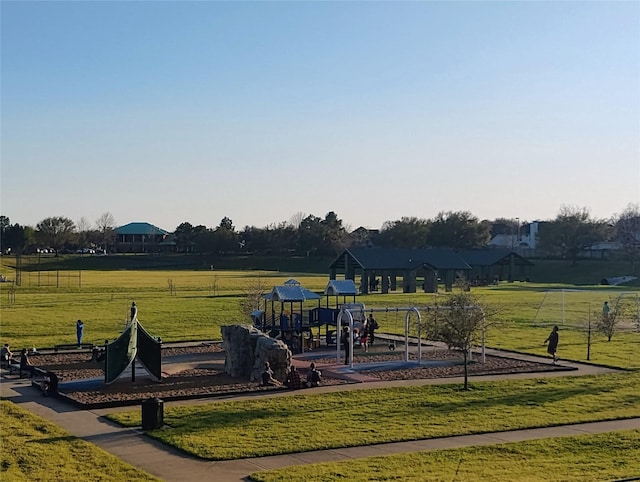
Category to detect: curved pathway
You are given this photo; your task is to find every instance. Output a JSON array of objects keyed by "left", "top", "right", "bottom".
[{"left": 0, "top": 349, "right": 634, "bottom": 482}]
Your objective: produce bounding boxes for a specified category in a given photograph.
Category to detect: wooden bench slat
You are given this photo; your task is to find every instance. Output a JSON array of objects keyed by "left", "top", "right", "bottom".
[{"left": 54, "top": 343, "right": 94, "bottom": 352}]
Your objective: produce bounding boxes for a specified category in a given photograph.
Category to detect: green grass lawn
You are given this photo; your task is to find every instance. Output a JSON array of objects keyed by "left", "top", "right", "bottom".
[
  {"left": 250, "top": 429, "right": 640, "bottom": 482},
  {"left": 2, "top": 264, "right": 639, "bottom": 480},
  {"left": 107, "top": 371, "right": 640, "bottom": 460},
  {"left": 2, "top": 265, "right": 637, "bottom": 364},
  {"left": 0, "top": 269, "right": 329, "bottom": 348},
  {"left": 0, "top": 400, "right": 158, "bottom": 481}
]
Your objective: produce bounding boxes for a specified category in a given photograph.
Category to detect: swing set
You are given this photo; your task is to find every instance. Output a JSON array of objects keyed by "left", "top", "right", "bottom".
[{"left": 335, "top": 305, "right": 487, "bottom": 369}]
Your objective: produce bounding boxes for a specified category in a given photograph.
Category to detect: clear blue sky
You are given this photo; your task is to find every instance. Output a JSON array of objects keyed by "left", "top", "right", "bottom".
[{"left": 2, "top": 1, "right": 638, "bottom": 232}]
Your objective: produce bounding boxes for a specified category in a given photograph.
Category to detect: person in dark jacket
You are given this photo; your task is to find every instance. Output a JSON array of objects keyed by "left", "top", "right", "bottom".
[
  {"left": 367, "top": 313, "right": 379, "bottom": 345},
  {"left": 341, "top": 326, "right": 350, "bottom": 365},
  {"left": 40, "top": 371, "right": 59, "bottom": 396},
  {"left": 284, "top": 365, "right": 302, "bottom": 389},
  {"left": 20, "top": 348, "right": 35, "bottom": 378},
  {"left": 306, "top": 363, "right": 322, "bottom": 388},
  {"left": 544, "top": 325, "right": 559, "bottom": 364},
  {"left": 261, "top": 362, "right": 281, "bottom": 387}
]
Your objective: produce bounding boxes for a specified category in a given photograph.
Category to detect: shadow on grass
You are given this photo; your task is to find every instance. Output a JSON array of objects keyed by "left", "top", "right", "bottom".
[{"left": 135, "top": 373, "right": 640, "bottom": 439}]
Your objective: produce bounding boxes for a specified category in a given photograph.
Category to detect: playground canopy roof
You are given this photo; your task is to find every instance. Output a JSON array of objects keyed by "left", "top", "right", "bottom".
[
  {"left": 250, "top": 309, "right": 264, "bottom": 319},
  {"left": 264, "top": 285, "right": 322, "bottom": 302},
  {"left": 324, "top": 279, "right": 358, "bottom": 296}
]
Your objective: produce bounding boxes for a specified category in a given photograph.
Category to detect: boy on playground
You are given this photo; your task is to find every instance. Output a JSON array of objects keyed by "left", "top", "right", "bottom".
[
  {"left": 261, "top": 362, "right": 281, "bottom": 387},
  {"left": 306, "top": 362, "right": 322, "bottom": 387},
  {"left": 367, "top": 313, "right": 379, "bottom": 345},
  {"left": 1, "top": 343, "right": 13, "bottom": 368}
]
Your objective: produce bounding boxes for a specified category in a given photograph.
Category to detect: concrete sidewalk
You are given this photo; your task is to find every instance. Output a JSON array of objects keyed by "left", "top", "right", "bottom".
[{"left": 1, "top": 353, "right": 637, "bottom": 482}]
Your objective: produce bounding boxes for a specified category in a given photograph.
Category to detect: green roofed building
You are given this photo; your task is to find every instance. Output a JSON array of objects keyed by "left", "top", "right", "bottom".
[{"left": 115, "top": 222, "right": 170, "bottom": 253}]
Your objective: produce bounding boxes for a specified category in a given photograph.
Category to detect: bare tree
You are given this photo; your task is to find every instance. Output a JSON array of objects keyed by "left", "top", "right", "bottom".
[
  {"left": 289, "top": 212, "right": 306, "bottom": 229},
  {"left": 425, "top": 291, "right": 496, "bottom": 390},
  {"left": 77, "top": 216, "right": 92, "bottom": 250},
  {"left": 95, "top": 212, "right": 116, "bottom": 252},
  {"left": 613, "top": 203, "right": 640, "bottom": 273},
  {"left": 95, "top": 212, "right": 116, "bottom": 231},
  {"left": 596, "top": 299, "right": 628, "bottom": 342},
  {"left": 239, "top": 276, "right": 270, "bottom": 326}
]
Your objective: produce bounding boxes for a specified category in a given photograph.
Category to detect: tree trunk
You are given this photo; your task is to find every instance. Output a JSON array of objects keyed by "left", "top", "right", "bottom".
[{"left": 463, "top": 349, "right": 469, "bottom": 390}]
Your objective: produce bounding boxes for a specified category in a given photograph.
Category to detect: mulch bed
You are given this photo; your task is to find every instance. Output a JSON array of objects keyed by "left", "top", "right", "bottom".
[
  {"left": 28, "top": 345, "right": 569, "bottom": 408},
  {"left": 310, "top": 349, "right": 568, "bottom": 381}
]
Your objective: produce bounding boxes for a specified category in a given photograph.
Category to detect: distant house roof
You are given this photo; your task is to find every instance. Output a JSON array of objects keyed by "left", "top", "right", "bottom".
[
  {"left": 329, "top": 247, "right": 471, "bottom": 272},
  {"left": 115, "top": 222, "right": 170, "bottom": 236},
  {"left": 350, "top": 226, "right": 379, "bottom": 235},
  {"left": 455, "top": 249, "right": 534, "bottom": 267},
  {"left": 324, "top": 280, "right": 358, "bottom": 296}
]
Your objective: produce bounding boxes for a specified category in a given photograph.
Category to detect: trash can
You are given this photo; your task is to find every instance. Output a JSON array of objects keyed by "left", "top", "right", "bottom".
[{"left": 141, "top": 397, "right": 164, "bottom": 430}]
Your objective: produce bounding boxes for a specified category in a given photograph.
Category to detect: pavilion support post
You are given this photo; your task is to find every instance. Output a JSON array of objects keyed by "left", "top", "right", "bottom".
[
  {"left": 360, "top": 271, "right": 369, "bottom": 294},
  {"left": 381, "top": 273, "right": 390, "bottom": 294}
]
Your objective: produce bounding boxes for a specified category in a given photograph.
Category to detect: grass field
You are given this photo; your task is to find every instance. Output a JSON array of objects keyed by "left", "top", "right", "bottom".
[
  {"left": 250, "top": 429, "right": 640, "bottom": 482},
  {"left": 107, "top": 371, "right": 640, "bottom": 460},
  {"left": 2, "top": 262, "right": 639, "bottom": 481},
  {"left": 0, "top": 400, "right": 158, "bottom": 481},
  {"left": 0, "top": 269, "right": 328, "bottom": 348},
  {"left": 1, "top": 265, "right": 638, "bottom": 368},
  {"left": 3, "top": 254, "right": 638, "bottom": 286}
]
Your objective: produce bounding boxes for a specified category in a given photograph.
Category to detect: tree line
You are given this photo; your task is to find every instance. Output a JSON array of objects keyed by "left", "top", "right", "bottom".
[{"left": 1, "top": 204, "right": 638, "bottom": 265}]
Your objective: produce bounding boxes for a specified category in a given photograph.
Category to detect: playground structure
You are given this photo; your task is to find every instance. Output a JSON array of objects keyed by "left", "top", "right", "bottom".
[
  {"left": 253, "top": 279, "right": 361, "bottom": 354},
  {"left": 104, "top": 313, "right": 162, "bottom": 385},
  {"left": 251, "top": 279, "right": 488, "bottom": 369}
]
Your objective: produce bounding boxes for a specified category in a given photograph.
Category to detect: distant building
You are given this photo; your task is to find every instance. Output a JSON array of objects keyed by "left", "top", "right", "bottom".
[
  {"left": 582, "top": 241, "right": 622, "bottom": 258},
  {"left": 489, "top": 221, "right": 546, "bottom": 255},
  {"left": 329, "top": 247, "right": 532, "bottom": 293},
  {"left": 114, "top": 222, "right": 170, "bottom": 253},
  {"left": 349, "top": 226, "right": 379, "bottom": 248}
]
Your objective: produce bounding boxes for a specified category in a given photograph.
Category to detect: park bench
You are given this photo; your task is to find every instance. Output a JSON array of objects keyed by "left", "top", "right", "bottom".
[
  {"left": 5, "top": 360, "right": 40, "bottom": 378},
  {"left": 2, "top": 355, "right": 22, "bottom": 376},
  {"left": 54, "top": 343, "right": 94, "bottom": 352},
  {"left": 8, "top": 360, "right": 21, "bottom": 376}
]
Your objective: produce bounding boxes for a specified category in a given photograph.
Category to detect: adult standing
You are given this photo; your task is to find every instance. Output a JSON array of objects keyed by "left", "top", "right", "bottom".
[
  {"left": 130, "top": 302, "right": 138, "bottom": 322},
  {"left": 341, "top": 326, "right": 350, "bottom": 365},
  {"left": 367, "top": 313, "right": 379, "bottom": 345},
  {"left": 602, "top": 301, "right": 610, "bottom": 321},
  {"left": 544, "top": 325, "right": 559, "bottom": 364},
  {"left": 1, "top": 343, "right": 13, "bottom": 368},
  {"left": 76, "top": 320, "right": 84, "bottom": 347}
]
